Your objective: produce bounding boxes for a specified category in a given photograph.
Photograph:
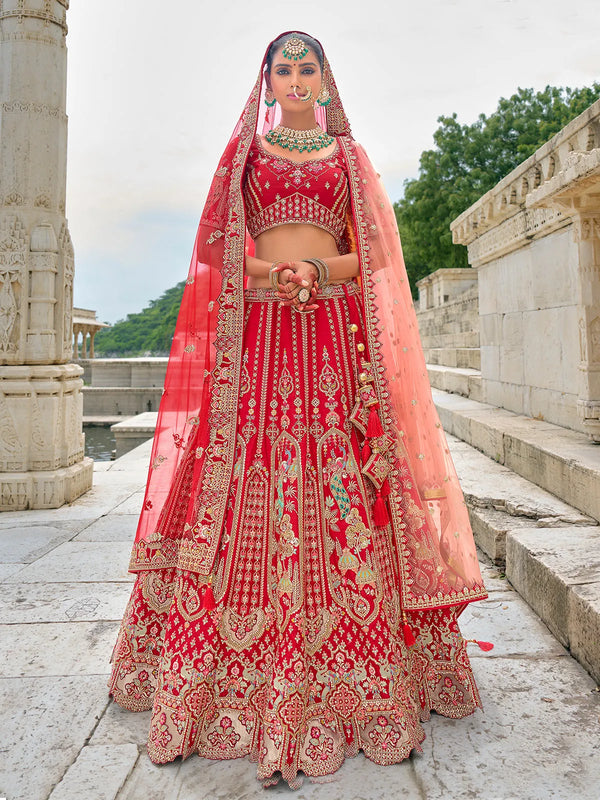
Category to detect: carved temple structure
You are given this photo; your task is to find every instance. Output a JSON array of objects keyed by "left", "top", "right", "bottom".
[
  {"left": 449, "top": 99, "right": 600, "bottom": 442},
  {"left": 0, "top": 1, "right": 93, "bottom": 509}
]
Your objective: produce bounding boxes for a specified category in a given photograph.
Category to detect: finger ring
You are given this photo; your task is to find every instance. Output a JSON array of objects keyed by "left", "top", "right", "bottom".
[{"left": 298, "top": 287, "right": 311, "bottom": 303}]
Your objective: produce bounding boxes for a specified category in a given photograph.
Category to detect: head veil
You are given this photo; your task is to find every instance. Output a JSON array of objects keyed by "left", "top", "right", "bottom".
[{"left": 129, "top": 32, "right": 487, "bottom": 614}]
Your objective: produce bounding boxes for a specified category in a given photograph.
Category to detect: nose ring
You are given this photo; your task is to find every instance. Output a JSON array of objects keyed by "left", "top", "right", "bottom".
[{"left": 293, "top": 85, "right": 313, "bottom": 102}]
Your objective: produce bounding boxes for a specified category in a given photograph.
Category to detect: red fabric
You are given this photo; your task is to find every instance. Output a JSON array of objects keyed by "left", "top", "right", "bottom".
[
  {"left": 127, "top": 30, "right": 487, "bottom": 613},
  {"left": 109, "top": 31, "right": 493, "bottom": 787},
  {"left": 109, "top": 285, "right": 484, "bottom": 783},
  {"left": 243, "top": 136, "right": 350, "bottom": 245}
]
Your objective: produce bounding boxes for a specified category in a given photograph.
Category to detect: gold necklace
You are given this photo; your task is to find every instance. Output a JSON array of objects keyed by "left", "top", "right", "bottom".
[{"left": 264, "top": 125, "right": 334, "bottom": 153}]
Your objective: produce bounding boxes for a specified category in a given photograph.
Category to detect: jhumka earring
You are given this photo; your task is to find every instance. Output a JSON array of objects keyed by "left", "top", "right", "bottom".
[
  {"left": 316, "top": 85, "right": 331, "bottom": 106},
  {"left": 264, "top": 88, "right": 276, "bottom": 107}
]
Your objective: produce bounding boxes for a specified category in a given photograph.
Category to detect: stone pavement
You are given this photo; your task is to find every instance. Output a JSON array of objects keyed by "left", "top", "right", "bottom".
[{"left": 1, "top": 439, "right": 599, "bottom": 800}]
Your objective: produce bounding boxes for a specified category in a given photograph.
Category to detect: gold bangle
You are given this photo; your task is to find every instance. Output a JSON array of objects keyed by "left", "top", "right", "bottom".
[
  {"left": 269, "top": 261, "right": 286, "bottom": 292},
  {"left": 303, "top": 257, "right": 329, "bottom": 289}
]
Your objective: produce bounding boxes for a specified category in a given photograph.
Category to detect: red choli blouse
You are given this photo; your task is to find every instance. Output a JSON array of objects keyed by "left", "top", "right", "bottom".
[{"left": 243, "top": 135, "right": 350, "bottom": 247}]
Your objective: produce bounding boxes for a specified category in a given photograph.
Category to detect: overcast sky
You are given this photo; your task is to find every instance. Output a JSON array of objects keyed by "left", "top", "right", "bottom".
[{"left": 65, "top": 0, "right": 599, "bottom": 323}]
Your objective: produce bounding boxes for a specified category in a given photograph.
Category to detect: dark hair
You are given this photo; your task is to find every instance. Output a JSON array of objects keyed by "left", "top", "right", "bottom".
[{"left": 265, "top": 32, "right": 324, "bottom": 73}]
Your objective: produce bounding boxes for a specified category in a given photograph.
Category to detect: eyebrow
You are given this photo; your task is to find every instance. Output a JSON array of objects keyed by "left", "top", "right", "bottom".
[{"left": 274, "top": 61, "right": 318, "bottom": 68}]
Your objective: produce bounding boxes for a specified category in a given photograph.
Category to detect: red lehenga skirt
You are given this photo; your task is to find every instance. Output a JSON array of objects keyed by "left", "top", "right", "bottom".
[{"left": 108, "top": 281, "right": 483, "bottom": 788}]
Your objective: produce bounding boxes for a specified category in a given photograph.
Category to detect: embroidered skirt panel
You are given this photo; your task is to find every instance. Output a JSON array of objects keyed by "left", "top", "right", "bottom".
[{"left": 108, "top": 283, "right": 482, "bottom": 786}]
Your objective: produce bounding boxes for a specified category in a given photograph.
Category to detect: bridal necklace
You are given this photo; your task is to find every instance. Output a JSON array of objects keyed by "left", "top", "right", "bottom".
[{"left": 265, "top": 125, "right": 334, "bottom": 153}]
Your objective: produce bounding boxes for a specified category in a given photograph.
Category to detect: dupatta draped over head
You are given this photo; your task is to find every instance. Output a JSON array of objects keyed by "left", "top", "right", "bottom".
[{"left": 129, "top": 32, "right": 487, "bottom": 615}]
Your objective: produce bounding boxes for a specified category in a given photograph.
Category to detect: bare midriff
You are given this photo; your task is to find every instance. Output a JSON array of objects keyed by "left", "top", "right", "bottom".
[{"left": 247, "top": 224, "right": 343, "bottom": 288}]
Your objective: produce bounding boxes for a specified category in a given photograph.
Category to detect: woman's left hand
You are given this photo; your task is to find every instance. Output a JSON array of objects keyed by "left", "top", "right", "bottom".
[{"left": 273, "top": 261, "right": 319, "bottom": 311}]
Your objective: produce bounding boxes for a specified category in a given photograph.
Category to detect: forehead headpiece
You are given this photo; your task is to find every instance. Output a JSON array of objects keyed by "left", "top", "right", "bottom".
[{"left": 282, "top": 35, "right": 309, "bottom": 61}]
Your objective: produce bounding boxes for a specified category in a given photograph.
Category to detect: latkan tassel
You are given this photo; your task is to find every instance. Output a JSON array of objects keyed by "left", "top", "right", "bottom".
[
  {"left": 402, "top": 617, "right": 416, "bottom": 647},
  {"left": 366, "top": 407, "right": 384, "bottom": 438},
  {"left": 361, "top": 441, "right": 371, "bottom": 465},
  {"left": 403, "top": 622, "right": 416, "bottom": 647},
  {"left": 373, "top": 491, "right": 389, "bottom": 526},
  {"left": 465, "top": 638, "right": 494, "bottom": 651},
  {"left": 202, "top": 582, "right": 216, "bottom": 611},
  {"left": 381, "top": 477, "right": 391, "bottom": 497}
]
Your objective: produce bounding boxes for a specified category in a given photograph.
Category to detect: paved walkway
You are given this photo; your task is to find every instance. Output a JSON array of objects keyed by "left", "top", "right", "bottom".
[{"left": 1, "top": 439, "right": 599, "bottom": 800}]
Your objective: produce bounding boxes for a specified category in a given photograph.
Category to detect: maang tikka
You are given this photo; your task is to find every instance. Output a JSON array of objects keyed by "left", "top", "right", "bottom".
[{"left": 282, "top": 35, "right": 309, "bottom": 61}]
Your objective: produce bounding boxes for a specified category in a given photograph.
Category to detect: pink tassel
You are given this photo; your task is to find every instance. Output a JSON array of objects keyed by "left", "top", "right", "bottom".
[
  {"left": 366, "top": 407, "right": 383, "bottom": 437},
  {"left": 465, "top": 638, "right": 494, "bottom": 651},
  {"left": 403, "top": 622, "right": 416, "bottom": 646},
  {"left": 202, "top": 583, "right": 216, "bottom": 611},
  {"left": 373, "top": 492, "right": 389, "bottom": 526}
]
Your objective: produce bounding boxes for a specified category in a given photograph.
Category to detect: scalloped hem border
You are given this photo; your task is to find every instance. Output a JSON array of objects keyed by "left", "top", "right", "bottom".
[{"left": 139, "top": 697, "right": 481, "bottom": 788}]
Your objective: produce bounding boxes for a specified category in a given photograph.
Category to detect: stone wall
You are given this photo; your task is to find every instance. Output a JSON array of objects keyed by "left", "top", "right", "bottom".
[
  {"left": 477, "top": 226, "right": 580, "bottom": 430},
  {"left": 79, "top": 358, "right": 168, "bottom": 388},
  {"left": 416, "top": 268, "right": 480, "bottom": 369},
  {"left": 79, "top": 358, "right": 167, "bottom": 417},
  {"left": 451, "top": 99, "right": 600, "bottom": 440},
  {"left": 417, "top": 285, "right": 479, "bottom": 352}
]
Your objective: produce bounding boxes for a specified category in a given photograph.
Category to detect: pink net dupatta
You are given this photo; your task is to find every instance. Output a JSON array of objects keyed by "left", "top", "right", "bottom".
[
  {"left": 342, "top": 140, "right": 487, "bottom": 610},
  {"left": 127, "top": 31, "right": 488, "bottom": 615}
]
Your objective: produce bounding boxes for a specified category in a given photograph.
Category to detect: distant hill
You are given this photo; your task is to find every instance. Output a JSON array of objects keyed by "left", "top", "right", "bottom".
[{"left": 93, "top": 282, "right": 185, "bottom": 357}]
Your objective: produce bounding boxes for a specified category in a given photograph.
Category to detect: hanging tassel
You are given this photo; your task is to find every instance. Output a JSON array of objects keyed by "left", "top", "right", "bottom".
[
  {"left": 402, "top": 621, "right": 416, "bottom": 647},
  {"left": 381, "top": 477, "right": 391, "bottom": 497},
  {"left": 366, "top": 407, "right": 384, "bottom": 438},
  {"left": 361, "top": 440, "right": 371, "bottom": 465},
  {"left": 373, "top": 491, "right": 389, "bottom": 526},
  {"left": 202, "top": 581, "right": 216, "bottom": 611},
  {"left": 469, "top": 639, "right": 494, "bottom": 651},
  {"left": 401, "top": 612, "right": 416, "bottom": 646}
]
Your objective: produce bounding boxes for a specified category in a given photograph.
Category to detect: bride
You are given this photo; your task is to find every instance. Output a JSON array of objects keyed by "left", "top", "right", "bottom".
[{"left": 108, "top": 31, "right": 491, "bottom": 789}]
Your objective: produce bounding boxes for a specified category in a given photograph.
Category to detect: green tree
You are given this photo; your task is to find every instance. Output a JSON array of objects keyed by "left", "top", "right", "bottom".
[
  {"left": 93, "top": 281, "right": 185, "bottom": 356},
  {"left": 395, "top": 84, "right": 600, "bottom": 292}
]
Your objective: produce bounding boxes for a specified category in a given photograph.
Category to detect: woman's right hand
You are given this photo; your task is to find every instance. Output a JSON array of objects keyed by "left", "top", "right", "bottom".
[{"left": 273, "top": 261, "right": 319, "bottom": 311}]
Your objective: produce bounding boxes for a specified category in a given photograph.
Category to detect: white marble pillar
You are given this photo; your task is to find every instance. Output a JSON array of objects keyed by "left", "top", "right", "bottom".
[{"left": 0, "top": 0, "right": 93, "bottom": 509}]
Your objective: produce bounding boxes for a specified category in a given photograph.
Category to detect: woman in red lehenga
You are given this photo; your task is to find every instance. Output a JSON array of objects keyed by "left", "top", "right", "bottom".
[{"left": 108, "top": 31, "right": 492, "bottom": 788}]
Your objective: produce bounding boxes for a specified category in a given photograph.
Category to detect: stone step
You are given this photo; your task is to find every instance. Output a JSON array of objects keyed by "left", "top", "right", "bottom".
[
  {"left": 446, "top": 434, "right": 597, "bottom": 563},
  {"left": 447, "top": 433, "right": 600, "bottom": 685},
  {"left": 423, "top": 347, "right": 481, "bottom": 370},
  {"left": 417, "top": 311, "right": 479, "bottom": 328},
  {"left": 111, "top": 411, "right": 158, "bottom": 458},
  {"left": 434, "top": 389, "right": 600, "bottom": 523},
  {"left": 506, "top": 526, "right": 600, "bottom": 685},
  {"left": 426, "top": 365, "right": 482, "bottom": 402},
  {"left": 419, "top": 331, "right": 480, "bottom": 349}
]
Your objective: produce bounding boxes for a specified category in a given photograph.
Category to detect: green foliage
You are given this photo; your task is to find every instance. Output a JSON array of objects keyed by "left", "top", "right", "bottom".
[
  {"left": 394, "top": 83, "right": 600, "bottom": 292},
  {"left": 93, "top": 282, "right": 185, "bottom": 356}
]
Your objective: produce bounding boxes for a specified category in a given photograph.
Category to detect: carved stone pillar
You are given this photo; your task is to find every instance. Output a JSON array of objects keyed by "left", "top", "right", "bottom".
[
  {"left": 574, "top": 212, "right": 600, "bottom": 440},
  {"left": 0, "top": 0, "right": 93, "bottom": 508}
]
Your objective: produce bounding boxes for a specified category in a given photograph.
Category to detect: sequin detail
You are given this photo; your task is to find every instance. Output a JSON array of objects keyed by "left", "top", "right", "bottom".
[{"left": 243, "top": 137, "right": 350, "bottom": 246}]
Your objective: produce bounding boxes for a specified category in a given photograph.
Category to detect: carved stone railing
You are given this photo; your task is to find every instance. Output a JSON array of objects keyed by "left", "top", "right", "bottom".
[{"left": 451, "top": 99, "right": 600, "bottom": 268}]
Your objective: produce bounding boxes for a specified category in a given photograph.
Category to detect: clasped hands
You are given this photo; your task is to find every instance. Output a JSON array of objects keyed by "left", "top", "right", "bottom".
[{"left": 271, "top": 261, "right": 320, "bottom": 312}]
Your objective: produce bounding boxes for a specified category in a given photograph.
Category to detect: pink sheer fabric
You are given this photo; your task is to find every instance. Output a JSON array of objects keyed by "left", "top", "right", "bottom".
[{"left": 128, "top": 32, "right": 487, "bottom": 616}]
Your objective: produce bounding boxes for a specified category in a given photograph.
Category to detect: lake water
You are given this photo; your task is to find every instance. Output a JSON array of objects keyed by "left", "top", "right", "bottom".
[{"left": 84, "top": 425, "right": 115, "bottom": 462}]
